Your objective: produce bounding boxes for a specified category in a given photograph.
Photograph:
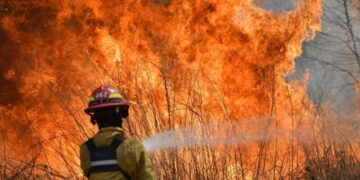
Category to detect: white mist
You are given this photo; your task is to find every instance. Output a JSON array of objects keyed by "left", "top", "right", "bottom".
[{"left": 143, "top": 117, "right": 303, "bottom": 152}]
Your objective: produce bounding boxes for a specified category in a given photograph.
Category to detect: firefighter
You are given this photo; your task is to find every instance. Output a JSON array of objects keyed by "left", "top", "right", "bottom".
[{"left": 80, "top": 85, "right": 156, "bottom": 180}]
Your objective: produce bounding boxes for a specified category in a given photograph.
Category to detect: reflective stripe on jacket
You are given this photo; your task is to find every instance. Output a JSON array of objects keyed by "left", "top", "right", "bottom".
[{"left": 80, "top": 127, "right": 156, "bottom": 180}]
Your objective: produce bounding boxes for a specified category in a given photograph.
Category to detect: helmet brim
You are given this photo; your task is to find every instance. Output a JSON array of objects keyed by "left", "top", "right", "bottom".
[{"left": 84, "top": 102, "right": 129, "bottom": 115}]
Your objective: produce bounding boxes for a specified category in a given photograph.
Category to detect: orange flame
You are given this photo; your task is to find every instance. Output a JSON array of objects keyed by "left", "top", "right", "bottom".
[{"left": 3, "top": 0, "right": 358, "bottom": 179}]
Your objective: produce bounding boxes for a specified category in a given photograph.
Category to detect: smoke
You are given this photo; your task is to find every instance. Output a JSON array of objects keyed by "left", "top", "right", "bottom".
[
  {"left": 255, "top": 0, "right": 299, "bottom": 12},
  {"left": 290, "top": 0, "right": 360, "bottom": 117}
]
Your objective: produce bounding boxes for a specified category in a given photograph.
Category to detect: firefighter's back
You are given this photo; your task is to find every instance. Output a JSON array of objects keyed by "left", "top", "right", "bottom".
[{"left": 80, "top": 127, "right": 156, "bottom": 180}]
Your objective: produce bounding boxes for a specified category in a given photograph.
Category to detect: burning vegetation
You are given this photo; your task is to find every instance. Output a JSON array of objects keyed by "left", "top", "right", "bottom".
[{"left": 0, "top": 0, "right": 359, "bottom": 179}]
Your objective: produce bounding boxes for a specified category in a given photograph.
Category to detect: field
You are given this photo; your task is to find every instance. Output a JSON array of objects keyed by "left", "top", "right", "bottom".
[{"left": 0, "top": 0, "right": 359, "bottom": 179}]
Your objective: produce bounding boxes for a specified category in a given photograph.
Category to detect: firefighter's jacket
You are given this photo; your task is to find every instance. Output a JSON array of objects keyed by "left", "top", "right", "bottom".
[{"left": 80, "top": 127, "right": 156, "bottom": 180}]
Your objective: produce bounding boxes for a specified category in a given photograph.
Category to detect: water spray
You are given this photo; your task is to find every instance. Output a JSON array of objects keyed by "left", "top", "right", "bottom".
[
  {"left": 143, "top": 117, "right": 300, "bottom": 152},
  {"left": 142, "top": 116, "right": 360, "bottom": 152}
]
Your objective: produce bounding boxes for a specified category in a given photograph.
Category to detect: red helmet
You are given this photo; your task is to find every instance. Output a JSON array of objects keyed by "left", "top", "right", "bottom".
[{"left": 84, "top": 85, "right": 129, "bottom": 115}]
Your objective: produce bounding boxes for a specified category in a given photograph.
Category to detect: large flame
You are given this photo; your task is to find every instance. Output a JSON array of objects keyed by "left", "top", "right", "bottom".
[{"left": 1, "top": 0, "right": 358, "bottom": 179}]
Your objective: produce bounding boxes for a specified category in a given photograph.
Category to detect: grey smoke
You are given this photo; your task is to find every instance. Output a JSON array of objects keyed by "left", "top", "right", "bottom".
[
  {"left": 260, "top": 0, "right": 299, "bottom": 12},
  {"left": 288, "top": 0, "right": 360, "bottom": 116},
  {"left": 261, "top": 0, "right": 360, "bottom": 116}
]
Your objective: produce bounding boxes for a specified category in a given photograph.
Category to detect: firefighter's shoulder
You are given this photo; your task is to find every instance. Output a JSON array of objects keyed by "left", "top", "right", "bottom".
[
  {"left": 116, "top": 138, "right": 146, "bottom": 173},
  {"left": 117, "top": 138, "right": 146, "bottom": 155}
]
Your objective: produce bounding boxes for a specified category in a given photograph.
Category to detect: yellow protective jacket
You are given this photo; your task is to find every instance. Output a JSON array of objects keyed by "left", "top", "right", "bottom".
[{"left": 80, "top": 127, "right": 156, "bottom": 180}]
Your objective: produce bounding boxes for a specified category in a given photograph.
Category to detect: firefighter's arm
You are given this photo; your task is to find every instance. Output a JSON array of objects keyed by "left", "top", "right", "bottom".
[
  {"left": 117, "top": 139, "right": 156, "bottom": 180},
  {"left": 134, "top": 141, "right": 156, "bottom": 180},
  {"left": 80, "top": 143, "right": 92, "bottom": 177}
]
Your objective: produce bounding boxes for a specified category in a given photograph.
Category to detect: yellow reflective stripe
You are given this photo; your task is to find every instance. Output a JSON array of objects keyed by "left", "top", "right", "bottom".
[
  {"left": 109, "top": 92, "right": 123, "bottom": 99},
  {"left": 89, "top": 96, "right": 95, "bottom": 102}
]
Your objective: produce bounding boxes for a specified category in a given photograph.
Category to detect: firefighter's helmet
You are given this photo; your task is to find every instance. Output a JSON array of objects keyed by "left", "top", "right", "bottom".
[{"left": 84, "top": 85, "right": 129, "bottom": 115}]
